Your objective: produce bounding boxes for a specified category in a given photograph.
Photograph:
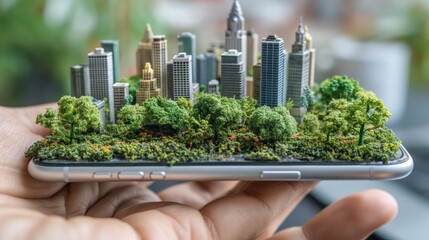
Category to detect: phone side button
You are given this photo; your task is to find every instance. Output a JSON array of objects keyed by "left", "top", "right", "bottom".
[
  {"left": 92, "top": 172, "right": 112, "bottom": 179},
  {"left": 118, "top": 171, "right": 145, "bottom": 180},
  {"left": 260, "top": 171, "right": 301, "bottom": 180},
  {"left": 150, "top": 171, "right": 166, "bottom": 180}
]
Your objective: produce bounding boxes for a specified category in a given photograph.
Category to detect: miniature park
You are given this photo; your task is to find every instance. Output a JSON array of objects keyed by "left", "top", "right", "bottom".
[{"left": 25, "top": 1, "right": 400, "bottom": 164}]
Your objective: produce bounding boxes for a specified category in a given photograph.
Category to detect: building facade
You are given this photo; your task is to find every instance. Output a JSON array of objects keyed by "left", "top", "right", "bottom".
[
  {"left": 252, "top": 60, "right": 261, "bottom": 104},
  {"left": 136, "top": 63, "right": 161, "bottom": 104},
  {"left": 260, "top": 35, "right": 285, "bottom": 108},
  {"left": 101, "top": 40, "right": 120, "bottom": 83},
  {"left": 70, "top": 64, "right": 90, "bottom": 98},
  {"left": 287, "top": 19, "right": 310, "bottom": 123},
  {"left": 304, "top": 25, "right": 316, "bottom": 88},
  {"left": 136, "top": 24, "right": 154, "bottom": 77},
  {"left": 152, "top": 35, "right": 168, "bottom": 98},
  {"left": 92, "top": 98, "right": 107, "bottom": 130},
  {"left": 246, "top": 29, "right": 258, "bottom": 76},
  {"left": 177, "top": 32, "right": 197, "bottom": 83},
  {"left": 208, "top": 79, "right": 220, "bottom": 94},
  {"left": 173, "top": 53, "right": 193, "bottom": 101},
  {"left": 221, "top": 49, "right": 245, "bottom": 99},
  {"left": 167, "top": 60, "right": 174, "bottom": 99},
  {"left": 225, "top": 0, "right": 247, "bottom": 75},
  {"left": 196, "top": 52, "right": 217, "bottom": 90},
  {"left": 88, "top": 47, "right": 115, "bottom": 123},
  {"left": 112, "top": 82, "right": 129, "bottom": 111}
]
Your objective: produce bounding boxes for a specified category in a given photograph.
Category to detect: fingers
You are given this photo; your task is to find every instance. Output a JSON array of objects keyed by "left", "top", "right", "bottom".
[
  {"left": 200, "top": 181, "right": 317, "bottom": 240},
  {"left": 13, "top": 104, "right": 57, "bottom": 136},
  {"left": 158, "top": 181, "right": 238, "bottom": 209},
  {"left": 269, "top": 189, "right": 398, "bottom": 240}
]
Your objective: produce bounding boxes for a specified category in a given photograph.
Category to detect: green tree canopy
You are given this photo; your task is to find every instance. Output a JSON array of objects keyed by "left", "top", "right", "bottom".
[
  {"left": 322, "top": 99, "right": 349, "bottom": 143},
  {"left": 319, "top": 75, "right": 362, "bottom": 104},
  {"left": 301, "top": 112, "right": 320, "bottom": 135},
  {"left": 142, "top": 97, "right": 189, "bottom": 132},
  {"left": 116, "top": 104, "right": 145, "bottom": 131},
  {"left": 249, "top": 106, "right": 297, "bottom": 142},
  {"left": 192, "top": 94, "right": 243, "bottom": 139},
  {"left": 347, "top": 91, "right": 391, "bottom": 145},
  {"left": 36, "top": 96, "right": 101, "bottom": 144}
]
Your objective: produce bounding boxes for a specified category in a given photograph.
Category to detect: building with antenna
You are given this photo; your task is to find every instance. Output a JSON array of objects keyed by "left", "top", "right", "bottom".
[
  {"left": 136, "top": 24, "right": 154, "bottom": 77},
  {"left": 225, "top": 0, "right": 247, "bottom": 75},
  {"left": 287, "top": 18, "right": 310, "bottom": 123}
]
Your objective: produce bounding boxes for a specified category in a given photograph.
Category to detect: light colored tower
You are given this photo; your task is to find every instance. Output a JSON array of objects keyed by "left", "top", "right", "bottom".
[
  {"left": 88, "top": 47, "right": 115, "bottom": 123},
  {"left": 136, "top": 24, "right": 154, "bottom": 77},
  {"left": 252, "top": 60, "right": 261, "bottom": 103},
  {"left": 260, "top": 35, "right": 285, "bottom": 107},
  {"left": 70, "top": 64, "right": 90, "bottom": 97},
  {"left": 246, "top": 29, "right": 258, "bottom": 76},
  {"left": 225, "top": 0, "right": 247, "bottom": 76},
  {"left": 101, "top": 40, "right": 120, "bottom": 83},
  {"left": 177, "top": 32, "right": 197, "bottom": 83},
  {"left": 208, "top": 80, "right": 220, "bottom": 94},
  {"left": 287, "top": 18, "right": 310, "bottom": 123},
  {"left": 112, "top": 82, "right": 129, "bottom": 111},
  {"left": 283, "top": 49, "right": 289, "bottom": 105},
  {"left": 173, "top": 53, "right": 193, "bottom": 102},
  {"left": 305, "top": 25, "right": 316, "bottom": 88},
  {"left": 136, "top": 63, "right": 161, "bottom": 104},
  {"left": 152, "top": 35, "right": 168, "bottom": 98},
  {"left": 221, "top": 49, "right": 245, "bottom": 99}
]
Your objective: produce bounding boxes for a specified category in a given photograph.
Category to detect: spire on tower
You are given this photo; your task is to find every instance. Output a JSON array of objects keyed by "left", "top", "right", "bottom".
[
  {"left": 229, "top": 0, "right": 243, "bottom": 19},
  {"left": 142, "top": 24, "right": 154, "bottom": 43}
]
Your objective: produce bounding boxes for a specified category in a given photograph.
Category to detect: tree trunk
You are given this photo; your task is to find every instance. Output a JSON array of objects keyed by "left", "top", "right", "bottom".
[
  {"left": 358, "top": 124, "right": 365, "bottom": 145},
  {"left": 326, "top": 129, "right": 330, "bottom": 144},
  {"left": 70, "top": 122, "right": 75, "bottom": 144}
]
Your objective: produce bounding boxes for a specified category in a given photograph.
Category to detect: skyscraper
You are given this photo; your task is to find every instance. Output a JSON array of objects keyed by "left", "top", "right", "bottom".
[
  {"left": 225, "top": 0, "right": 247, "bottom": 75},
  {"left": 136, "top": 24, "right": 154, "bottom": 77},
  {"left": 177, "top": 32, "right": 197, "bottom": 83},
  {"left": 305, "top": 25, "right": 316, "bottom": 88},
  {"left": 252, "top": 60, "right": 261, "bottom": 103},
  {"left": 208, "top": 80, "right": 220, "bottom": 94},
  {"left": 167, "top": 60, "right": 174, "bottom": 99},
  {"left": 112, "top": 82, "right": 129, "bottom": 111},
  {"left": 196, "top": 52, "right": 217, "bottom": 90},
  {"left": 221, "top": 49, "right": 245, "bottom": 99},
  {"left": 136, "top": 63, "right": 161, "bottom": 104},
  {"left": 283, "top": 49, "right": 289, "bottom": 105},
  {"left": 246, "top": 29, "right": 258, "bottom": 75},
  {"left": 88, "top": 47, "right": 115, "bottom": 123},
  {"left": 101, "top": 40, "right": 120, "bottom": 83},
  {"left": 152, "top": 35, "right": 168, "bottom": 98},
  {"left": 287, "top": 18, "right": 310, "bottom": 123},
  {"left": 173, "top": 53, "right": 193, "bottom": 101},
  {"left": 260, "top": 35, "right": 285, "bottom": 107},
  {"left": 70, "top": 64, "right": 90, "bottom": 97}
]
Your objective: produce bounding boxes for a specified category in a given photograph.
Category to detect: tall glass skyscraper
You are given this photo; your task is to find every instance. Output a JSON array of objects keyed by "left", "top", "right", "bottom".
[
  {"left": 177, "top": 32, "right": 197, "bottom": 83},
  {"left": 260, "top": 35, "right": 285, "bottom": 107}
]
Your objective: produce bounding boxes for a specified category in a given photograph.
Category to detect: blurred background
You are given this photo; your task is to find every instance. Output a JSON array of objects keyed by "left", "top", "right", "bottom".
[{"left": 1, "top": 0, "right": 428, "bottom": 239}]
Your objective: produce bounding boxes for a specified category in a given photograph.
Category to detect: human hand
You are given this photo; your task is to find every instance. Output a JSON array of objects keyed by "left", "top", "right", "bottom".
[{"left": 0, "top": 105, "right": 397, "bottom": 240}]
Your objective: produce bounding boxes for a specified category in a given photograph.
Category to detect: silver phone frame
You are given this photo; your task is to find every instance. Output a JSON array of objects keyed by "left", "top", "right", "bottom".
[{"left": 28, "top": 145, "right": 413, "bottom": 182}]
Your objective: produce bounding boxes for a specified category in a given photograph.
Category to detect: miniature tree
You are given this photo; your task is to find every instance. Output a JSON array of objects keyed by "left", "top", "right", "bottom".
[
  {"left": 301, "top": 86, "right": 316, "bottom": 111},
  {"left": 347, "top": 91, "right": 391, "bottom": 145},
  {"left": 116, "top": 104, "right": 145, "bottom": 131},
  {"left": 176, "top": 97, "right": 192, "bottom": 112},
  {"left": 301, "top": 112, "right": 320, "bottom": 135},
  {"left": 36, "top": 96, "right": 101, "bottom": 144},
  {"left": 319, "top": 75, "right": 362, "bottom": 104},
  {"left": 192, "top": 94, "right": 243, "bottom": 139},
  {"left": 249, "top": 106, "right": 296, "bottom": 142},
  {"left": 322, "top": 99, "right": 349, "bottom": 143},
  {"left": 239, "top": 97, "right": 257, "bottom": 126},
  {"left": 142, "top": 97, "right": 189, "bottom": 133}
]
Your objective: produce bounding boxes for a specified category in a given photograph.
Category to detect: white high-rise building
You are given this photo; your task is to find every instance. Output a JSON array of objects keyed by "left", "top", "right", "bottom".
[
  {"left": 113, "top": 82, "right": 129, "bottom": 111},
  {"left": 173, "top": 53, "right": 193, "bottom": 102},
  {"left": 221, "top": 49, "right": 245, "bottom": 99},
  {"left": 88, "top": 47, "right": 115, "bottom": 123},
  {"left": 152, "top": 35, "right": 168, "bottom": 98}
]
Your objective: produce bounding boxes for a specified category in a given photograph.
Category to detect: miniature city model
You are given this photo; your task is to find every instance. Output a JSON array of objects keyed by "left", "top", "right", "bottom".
[{"left": 25, "top": 1, "right": 401, "bottom": 164}]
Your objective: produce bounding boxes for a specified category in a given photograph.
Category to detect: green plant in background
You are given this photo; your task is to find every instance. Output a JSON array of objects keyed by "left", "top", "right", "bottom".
[{"left": 0, "top": 0, "right": 156, "bottom": 106}]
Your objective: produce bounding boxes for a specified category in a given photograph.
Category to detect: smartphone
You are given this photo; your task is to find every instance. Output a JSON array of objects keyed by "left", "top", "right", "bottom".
[{"left": 28, "top": 145, "right": 413, "bottom": 182}]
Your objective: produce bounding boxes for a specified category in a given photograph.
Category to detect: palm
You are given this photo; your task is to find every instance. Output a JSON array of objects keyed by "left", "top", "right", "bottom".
[{"left": 0, "top": 105, "right": 397, "bottom": 240}]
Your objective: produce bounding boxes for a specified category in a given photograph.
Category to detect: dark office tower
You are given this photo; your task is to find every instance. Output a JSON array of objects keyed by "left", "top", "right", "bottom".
[
  {"left": 287, "top": 18, "right": 310, "bottom": 123},
  {"left": 246, "top": 29, "right": 258, "bottom": 76},
  {"left": 101, "top": 40, "right": 120, "bottom": 83},
  {"left": 196, "top": 54, "right": 207, "bottom": 88},
  {"left": 136, "top": 24, "right": 154, "bottom": 77},
  {"left": 221, "top": 49, "right": 245, "bottom": 99},
  {"left": 152, "top": 35, "right": 168, "bottom": 98},
  {"left": 205, "top": 52, "right": 217, "bottom": 81},
  {"left": 178, "top": 32, "right": 197, "bottom": 83},
  {"left": 70, "top": 64, "right": 90, "bottom": 97},
  {"left": 88, "top": 47, "right": 115, "bottom": 123},
  {"left": 167, "top": 60, "right": 174, "bottom": 99},
  {"left": 260, "top": 35, "right": 285, "bottom": 108},
  {"left": 252, "top": 60, "right": 261, "bottom": 104},
  {"left": 225, "top": 0, "right": 247, "bottom": 75}
]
